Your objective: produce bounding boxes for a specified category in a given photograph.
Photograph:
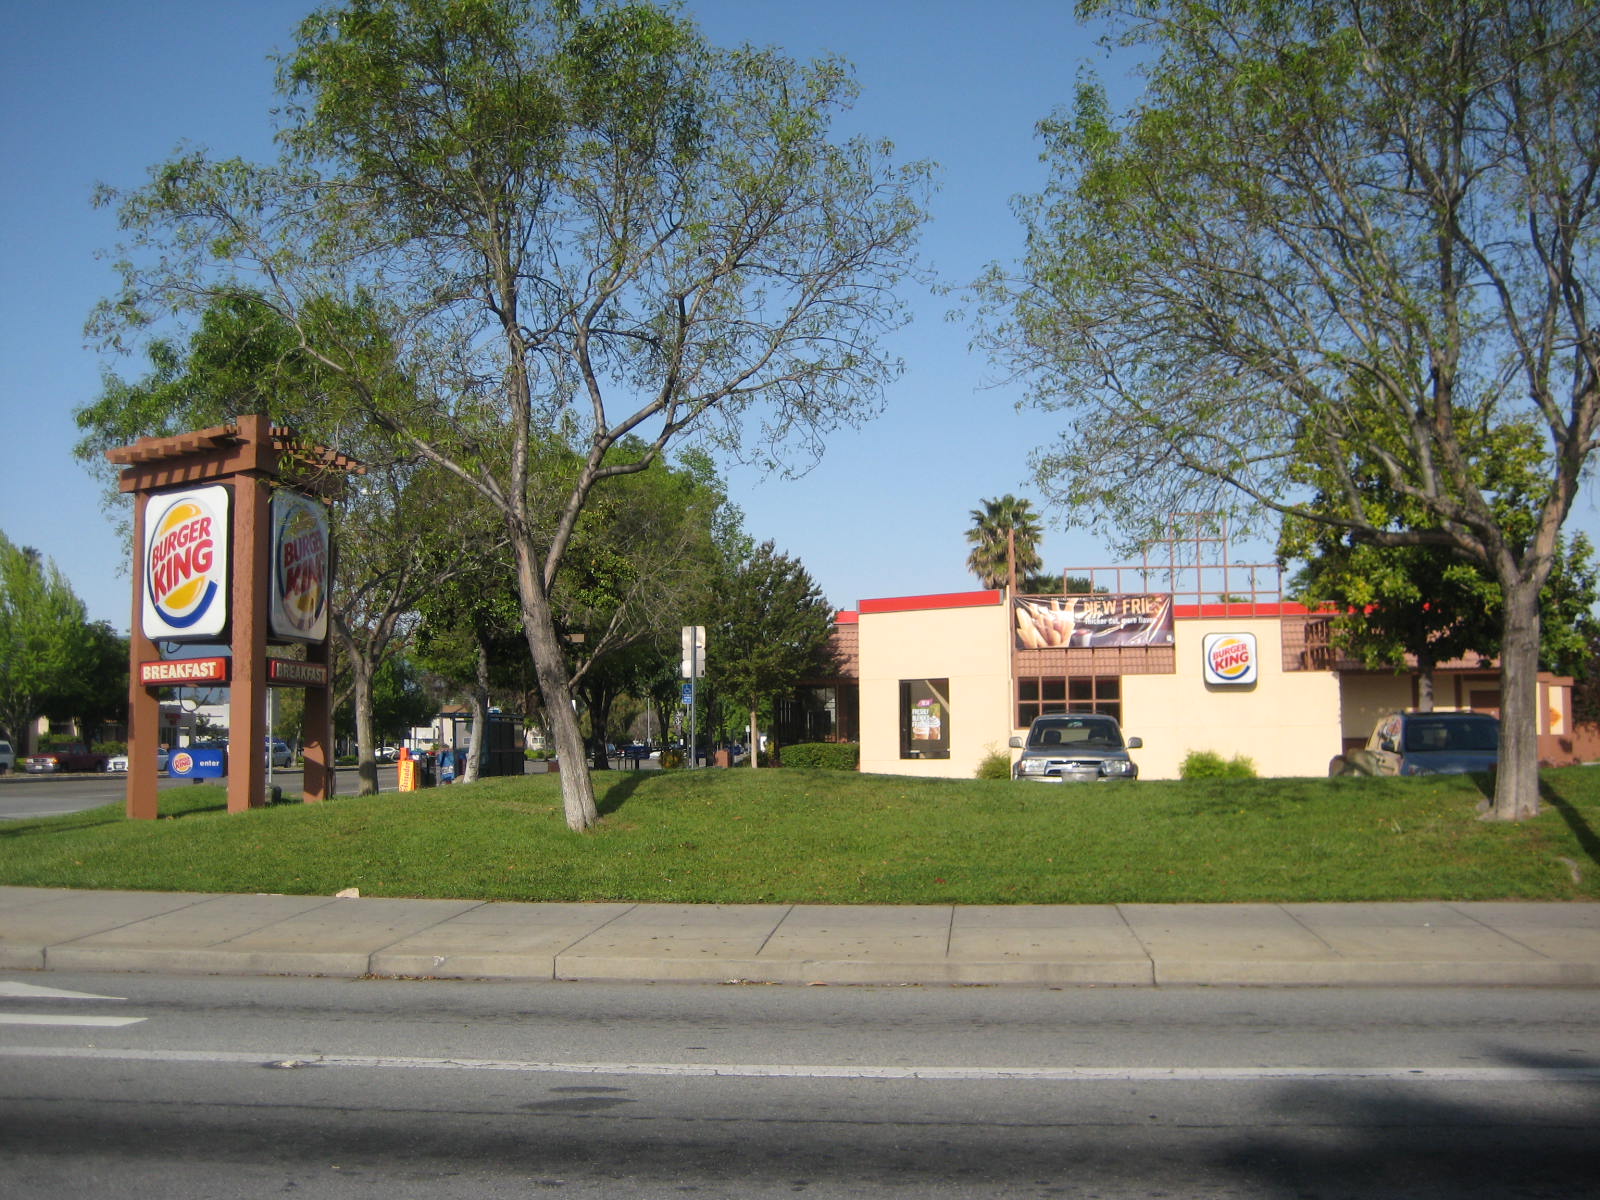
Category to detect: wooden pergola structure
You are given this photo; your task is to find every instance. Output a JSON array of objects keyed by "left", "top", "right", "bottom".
[{"left": 107, "top": 414, "right": 364, "bottom": 818}]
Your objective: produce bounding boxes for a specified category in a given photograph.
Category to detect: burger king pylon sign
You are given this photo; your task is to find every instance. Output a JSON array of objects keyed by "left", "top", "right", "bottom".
[
  {"left": 270, "top": 491, "right": 329, "bottom": 643},
  {"left": 142, "top": 485, "right": 230, "bottom": 640}
]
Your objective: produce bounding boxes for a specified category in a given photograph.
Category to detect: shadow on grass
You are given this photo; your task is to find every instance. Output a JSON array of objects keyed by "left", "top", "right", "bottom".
[
  {"left": 0, "top": 792, "right": 231, "bottom": 840},
  {"left": 0, "top": 809, "right": 127, "bottom": 838},
  {"left": 595, "top": 770, "right": 652, "bottom": 817},
  {"left": 1540, "top": 778, "right": 1600, "bottom": 870}
]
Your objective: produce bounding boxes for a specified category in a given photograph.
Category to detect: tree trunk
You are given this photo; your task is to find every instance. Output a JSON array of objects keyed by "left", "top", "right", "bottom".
[
  {"left": 464, "top": 640, "right": 488, "bottom": 784},
  {"left": 748, "top": 706, "right": 760, "bottom": 769},
  {"left": 1485, "top": 580, "right": 1543, "bottom": 821},
  {"left": 1416, "top": 656, "right": 1435, "bottom": 713},
  {"left": 349, "top": 653, "right": 378, "bottom": 797},
  {"left": 510, "top": 536, "right": 598, "bottom": 831}
]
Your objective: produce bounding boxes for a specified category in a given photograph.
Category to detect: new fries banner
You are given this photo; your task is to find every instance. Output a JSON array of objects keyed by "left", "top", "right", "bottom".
[{"left": 1014, "top": 594, "right": 1175, "bottom": 650}]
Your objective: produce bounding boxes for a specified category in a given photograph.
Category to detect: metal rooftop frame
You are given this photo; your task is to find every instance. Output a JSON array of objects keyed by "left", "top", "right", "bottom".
[{"left": 1057, "top": 513, "right": 1286, "bottom": 608}]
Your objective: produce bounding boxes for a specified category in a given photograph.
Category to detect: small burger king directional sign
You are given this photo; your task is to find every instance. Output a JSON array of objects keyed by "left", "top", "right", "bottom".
[{"left": 1202, "top": 632, "right": 1257, "bottom": 686}]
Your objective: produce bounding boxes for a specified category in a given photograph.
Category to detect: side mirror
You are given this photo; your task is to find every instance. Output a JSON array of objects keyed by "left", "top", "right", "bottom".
[
  {"left": 1380, "top": 738, "right": 1396, "bottom": 753},
  {"left": 1008, "top": 736, "right": 1023, "bottom": 749},
  {"left": 1126, "top": 737, "right": 1143, "bottom": 750}
]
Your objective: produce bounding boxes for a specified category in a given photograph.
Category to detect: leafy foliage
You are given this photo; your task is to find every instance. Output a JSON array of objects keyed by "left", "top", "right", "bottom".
[
  {"left": 1179, "top": 751, "right": 1257, "bottom": 781},
  {"left": 974, "top": 746, "right": 1012, "bottom": 780},
  {"left": 91, "top": 0, "right": 931, "bottom": 830},
  {"left": 0, "top": 536, "right": 117, "bottom": 746},
  {"left": 779, "top": 742, "right": 860, "bottom": 770},
  {"left": 965, "top": 494, "right": 1043, "bottom": 590},
  {"left": 702, "top": 540, "right": 834, "bottom": 752},
  {"left": 981, "top": 0, "right": 1600, "bottom": 819}
]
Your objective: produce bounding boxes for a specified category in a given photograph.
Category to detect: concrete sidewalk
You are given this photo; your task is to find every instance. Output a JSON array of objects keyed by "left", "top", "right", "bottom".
[{"left": 2, "top": 886, "right": 1597, "bottom": 987}]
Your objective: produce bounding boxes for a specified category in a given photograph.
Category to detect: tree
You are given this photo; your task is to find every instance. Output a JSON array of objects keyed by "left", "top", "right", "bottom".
[
  {"left": 1021, "top": 572, "right": 1100, "bottom": 595},
  {"left": 58, "top": 620, "right": 130, "bottom": 745},
  {"left": 702, "top": 541, "right": 833, "bottom": 767},
  {"left": 94, "top": 0, "right": 930, "bottom": 831},
  {"left": 965, "top": 495, "right": 1044, "bottom": 590},
  {"left": 0, "top": 536, "right": 101, "bottom": 749},
  {"left": 980, "top": 0, "right": 1600, "bottom": 819}
]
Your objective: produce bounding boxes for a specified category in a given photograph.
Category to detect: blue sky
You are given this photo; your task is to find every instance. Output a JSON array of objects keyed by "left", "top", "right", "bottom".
[{"left": 6, "top": 2, "right": 1592, "bottom": 630}]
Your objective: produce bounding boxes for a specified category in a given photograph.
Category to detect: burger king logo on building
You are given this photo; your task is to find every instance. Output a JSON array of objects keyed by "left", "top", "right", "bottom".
[
  {"left": 143, "top": 486, "right": 230, "bottom": 640},
  {"left": 1203, "top": 632, "right": 1257, "bottom": 686},
  {"left": 270, "top": 491, "right": 329, "bottom": 642}
]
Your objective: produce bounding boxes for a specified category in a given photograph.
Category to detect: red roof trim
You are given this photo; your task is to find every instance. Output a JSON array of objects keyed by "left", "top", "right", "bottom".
[
  {"left": 833, "top": 610, "right": 859, "bottom": 625},
  {"left": 1174, "top": 602, "right": 1314, "bottom": 619},
  {"left": 859, "top": 590, "right": 1004, "bottom": 614}
]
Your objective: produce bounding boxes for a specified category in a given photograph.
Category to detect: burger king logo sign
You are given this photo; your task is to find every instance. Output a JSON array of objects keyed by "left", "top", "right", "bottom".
[
  {"left": 1202, "top": 632, "right": 1257, "bottom": 686},
  {"left": 143, "top": 486, "right": 230, "bottom": 639},
  {"left": 270, "top": 491, "right": 329, "bottom": 642}
]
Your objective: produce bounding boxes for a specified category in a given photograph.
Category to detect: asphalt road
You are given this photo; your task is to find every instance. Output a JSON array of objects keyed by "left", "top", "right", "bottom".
[
  {"left": 0, "top": 765, "right": 399, "bottom": 820},
  {"left": 2, "top": 972, "right": 1596, "bottom": 1198}
]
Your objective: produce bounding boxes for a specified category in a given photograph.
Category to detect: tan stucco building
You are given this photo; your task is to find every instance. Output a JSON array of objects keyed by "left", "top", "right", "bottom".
[{"left": 806, "top": 586, "right": 1574, "bottom": 781}]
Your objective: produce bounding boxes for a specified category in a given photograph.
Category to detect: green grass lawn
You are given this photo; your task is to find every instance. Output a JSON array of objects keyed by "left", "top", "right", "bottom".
[{"left": 2, "top": 766, "right": 1597, "bottom": 904}]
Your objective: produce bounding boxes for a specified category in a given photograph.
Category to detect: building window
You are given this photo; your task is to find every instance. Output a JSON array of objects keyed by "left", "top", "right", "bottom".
[
  {"left": 899, "top": 678, "right": 950, "bottom": 759},
  {"left": 1016, "top": 675, "right": 1120, "bottom": 727}
]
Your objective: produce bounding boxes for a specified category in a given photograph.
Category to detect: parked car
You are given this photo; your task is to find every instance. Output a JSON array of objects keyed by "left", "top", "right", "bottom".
[
  {"left": 0, "top": 739, "right": 14, "bottom": 774},
  {"left": 1009, "top": 713, "right": 1141, "bottom": 781},
  {"left": 1331, "top": 711, "right": 1500, "bottom": 777},
  {"left": 266, "top": 739, "right": 294, "bottom": 768},
  {"left": 375, "top": 745, "right": 401, "bottom": 762},
  {"left": 24, "top": 743, "right": 108, "bottom": 773},
  {"left": 106, "top": 748, "right": 171, "bottom": 773}
]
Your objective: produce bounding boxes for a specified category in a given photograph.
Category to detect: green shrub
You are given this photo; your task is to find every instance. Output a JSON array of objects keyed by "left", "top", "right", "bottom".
[
  {"left": 975, "top": 746, "right": 1012, "bottom": 780},
  {"left": 659, "top": 748, "right": 685, "bottom": 769},
  {"left": 776, "top": 742, "right": 860, "bottom": 770},
  {"left": 1180, "top": 750, "right": 1258, "bottom": 780},
  {"left": 93, "top": 741, "right": 127, "bottom": 757}
]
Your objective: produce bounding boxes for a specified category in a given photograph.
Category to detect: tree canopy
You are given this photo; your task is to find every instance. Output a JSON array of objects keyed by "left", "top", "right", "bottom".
[
  {"left": 980, "top": 0, "right": 1600, "bottom": 819},
  {"left": 94, "top": 0, "right": 930, "bottom": 830},
  {"left": 965, "top": 495, "right": 1044, "bottom": 590},
  {"left": 0, "top": 535, "right": 118, "bottom": 748},
  {"left": 702, "top": 540, "right": 833, "bottom": 766}
]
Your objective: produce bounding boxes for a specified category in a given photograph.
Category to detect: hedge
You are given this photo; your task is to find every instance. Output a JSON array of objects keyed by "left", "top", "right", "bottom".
[{"left": 776, "top": 742, "right": 860, "bottom": 770}]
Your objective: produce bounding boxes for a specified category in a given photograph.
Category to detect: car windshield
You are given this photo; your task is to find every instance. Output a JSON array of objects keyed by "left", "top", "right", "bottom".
[
  {"left": 1028, "top": 716, "right": 1123, "bottom": 750},
  {"left": 1403, "top": 717, "right": 1499, "bottom": 754}
]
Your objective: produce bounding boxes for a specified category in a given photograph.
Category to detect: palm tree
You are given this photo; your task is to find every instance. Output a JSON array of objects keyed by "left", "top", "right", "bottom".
[{"left": 965, "top": 495, "right": 1044, "bottom": 590}]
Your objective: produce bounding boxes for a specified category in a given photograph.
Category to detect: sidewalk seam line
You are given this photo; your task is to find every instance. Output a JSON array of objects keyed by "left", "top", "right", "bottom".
[
  {"left": 753, "top": 905, "right": 796, "bottom": 958},
  {"left": 1280, "top": 903, "right": 1341, "bottom": 956},
  {"left": 1110, "top": 904, "right": 1160, "bottom": 986},
  {"left": 1450, "top": 901, "right": 1552, "bottom": 960}
]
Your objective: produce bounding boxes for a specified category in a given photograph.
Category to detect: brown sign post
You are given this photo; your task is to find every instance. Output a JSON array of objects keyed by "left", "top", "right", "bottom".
[{"left": 108, "top": 415, "right": 362, "bottom": 818}]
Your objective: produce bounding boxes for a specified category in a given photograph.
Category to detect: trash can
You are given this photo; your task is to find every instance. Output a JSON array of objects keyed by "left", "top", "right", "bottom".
[{"left": 418, "top": 752, "right": 436, "bottom": 788}]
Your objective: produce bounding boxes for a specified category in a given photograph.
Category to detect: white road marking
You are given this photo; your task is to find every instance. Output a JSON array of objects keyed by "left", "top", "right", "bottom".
[
  {"left": 0, "top": 1046, "right": 1595, "bottom": 1082},
  {"left": 0, "top": 1015, "right": 146, "bottom": 1027},
  {"left": 0, "top": 982, "right": 126, "bottom": 1001}
]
